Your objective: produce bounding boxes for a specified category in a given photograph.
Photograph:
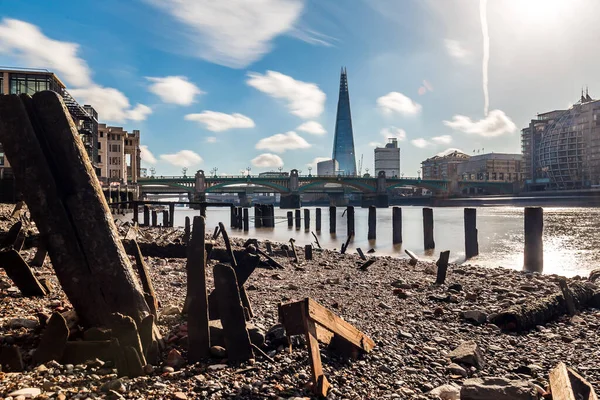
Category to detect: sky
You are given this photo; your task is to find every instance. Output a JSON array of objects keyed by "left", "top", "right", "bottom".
[{"left": 0, "top": 0, "right": 599, "bottom": 177}]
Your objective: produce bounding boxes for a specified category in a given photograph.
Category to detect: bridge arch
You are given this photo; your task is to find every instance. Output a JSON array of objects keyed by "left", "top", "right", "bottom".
[
  {"left": 206, "top": 180, "right": 289, "bottom": 193},
  {"left": 298, "top": 179, "right": 376, "bottom": 193},
  {"left": 386, "top": 180, "right": 448, "bottom": 193}
]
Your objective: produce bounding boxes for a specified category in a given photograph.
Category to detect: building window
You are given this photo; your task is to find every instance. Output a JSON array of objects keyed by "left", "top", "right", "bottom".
[
  {"left": 98, "top": 142, "right": 101, "bottom": 150},
  {"left": 98, "top": 155, "right": 102, "bottom": 163},
  {"left": 100, "top": 132, "right": 104, "bottom": 138},
  {"left": 0, "top": 152, "right": 4, "bottom": 165}
]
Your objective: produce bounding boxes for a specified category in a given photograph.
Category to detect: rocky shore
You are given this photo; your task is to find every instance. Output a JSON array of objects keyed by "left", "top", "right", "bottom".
[{"left": 1, "top": 203, "right": 599, "bottom": 399}]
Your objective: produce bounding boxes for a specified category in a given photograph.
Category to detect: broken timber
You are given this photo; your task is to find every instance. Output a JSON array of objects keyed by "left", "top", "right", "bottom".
[
  {"left": 278, "top": 298, "right": 375, "bottom": 397},
  {"left": 549, "top": 362, "right": 598, "bottom": 400},
  {"left": 0, "top": 249, "right": 47, "bottom": 296},
  {"left": 129, "top": 239, "right": 158, "bottom": 318}
]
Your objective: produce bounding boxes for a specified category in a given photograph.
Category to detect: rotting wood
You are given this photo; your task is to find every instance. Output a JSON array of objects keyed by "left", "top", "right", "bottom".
[
  {"left": 558, "top": 277, "right": 576, "bottom": 317},
  {"left": 289, "top": 238, "right": 299, "bottom": 263},
  {"left": 183, "top": 216, "right": 191, "bottom": 244},
  {"left": 62, "top": 340, "right": 113, "bottom": 365},
  {"left": 130, "top": 239, "right": 158, "bottom": 318},
  {"left": 30, "top": 238, "right": 48, "bottom": 268},
  {"left": 187, "top": 216, "right": 211, "bottom": 362},
  {"left": 304, "top": 244, "right": 313, "bottom": 261},
  {"left": 110, "top": 313, "right": 146, "bottom": 366},
  {"left": 549, "top": 362, "right": 598, "bottom": 400},
  {"left": 218, "top": 222, "right": 238, "bottom": 268},
  {"left": 213, "top": 263, "right": 254, "bottom": 362},
  {"left": 303, "top": 304, "right": 330, "bottom": 398},
  {"left": 0, "top": 249, "right": 47, "bottom": 296},
  {"left": 435, "top": 250, "right": 451, "bottom": 285},
  {"left": 405, "top": 249, "right": 419, "bottom": 266},
  {"left": 359, "top": 258, "right": 376, "bottom": 271},
  {"left": 33, "top": 312, "right": 69, "bottom": 364},
  {"left": 212, "top": 225, "right": 220, "bottom": 240},
  {"left": 265, "top": 241, "right": 274, "bottom": 256},
  {"left": 10, "top": 201, "right": 25, "bottom": 219},
  {"left": 311, "top": 232, "right": 322, "bottom": 250},
  {"left": 0, "top": 345, "right": 24, "bottom": 372},
  {"left": 340, "top": 233, "right": 353, "bottom": 254},
  {"left": 256, "top": 248, "right": 283, "bottom": 270},
  {"left": 123, "top": 346, "right": 145, "bottom": 377},
  {"left": 13, "top": 230, "right": 25, "bottom": 252},
  {"left": 1, "top": 221, "right": 22, "bottom": 249},
  {"left": 356, "top": 248, "right": 367, "bottom": 261}
]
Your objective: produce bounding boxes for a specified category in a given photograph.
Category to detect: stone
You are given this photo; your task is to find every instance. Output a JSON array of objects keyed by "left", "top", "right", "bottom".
[
  {"left": 84, "top": 327, "right": 112, "bottom": 341},
  {"left": 160, "top": 305, "right": 181, "bottom": 317},
  {"left": 462, "top": 310, "right": 488, "bottom": 325},
  {"left": 460, "top": 377, "right": 537, "bottom": 400},
  {"left": 7, "top": 318, "right": 39, "bottom": 329},
  {"left": 398, "top": 330, "right": 413, "bottom": 339},
  {"left": 210, "top": 346, "right": 227, "bottom": 358},
  {"left": 266, "top": 324, "right": 287, "bottom": 347},
  {"left": 424, "top": 264, "right": 437, "bottom": 275},
  {"left": 448, "top": 341, "right": 484, "bottom": 369},
  {"left": 7, "top": 388, "right": 42, "bottom": 398},
  {"left": 208, "top": 363, "right": 228, "bottom": 371},
  {"left": 447, "top": 363, "right": 468, "bottom": 377},
  {"left": 378, "top": 302, "right": 392, "bottom": 310},
  {"left": 166, "top": 349, "right": 186, "bottom": 369},
  {"left": 173, "top": 392, "right": 187, "bottom": 400},
  {"left": 100, "top": 378, "right": 126, "bottom": 393},
  {"left": 448, "top": 283, "right": 463, "bottom": 292},
  {"left": 429, "top": 384, "right": 460, "bottom": 400}
]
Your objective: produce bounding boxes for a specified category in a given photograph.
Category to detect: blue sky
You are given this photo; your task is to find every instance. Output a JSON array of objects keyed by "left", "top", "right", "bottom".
[{"left": 1, "top": 0, "right": 598, "bottom": 176}]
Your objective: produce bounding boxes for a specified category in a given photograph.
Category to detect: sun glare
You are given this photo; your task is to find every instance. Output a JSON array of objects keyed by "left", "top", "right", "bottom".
[{"left": 511, "top": 0, "right": 569, "bottom": 23}]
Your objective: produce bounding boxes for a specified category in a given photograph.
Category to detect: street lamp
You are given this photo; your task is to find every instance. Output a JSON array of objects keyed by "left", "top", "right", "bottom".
[
  {"left": 278, "top": 167, "right": 283, "bottom": 173},
  {"left": 308, "top": 166, "right": 312, "bottom": 176},
  {"left": 417, "top": 169, "right": 421, "bottom": 179},
  {"left": 150, "top": 167, "right": 156, "bottom": 178},
  {"left": 182, "top": 167, "right": 188, "bottom": 177},
  {"left": 246, "top": 166, "right": 251, "bottom": 177}
]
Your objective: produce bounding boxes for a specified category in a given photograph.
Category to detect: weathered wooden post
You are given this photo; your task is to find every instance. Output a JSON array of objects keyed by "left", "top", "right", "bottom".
[
  {"left": 151, "top": 210, "right": 157, "bottom": 227},
  {"left": 242, "top": 208, "right": 249, "bottom": 232},
  {"left": 423, "top": 207, "right": 435, "bottom": 250},
  {"left": 329, "top": 206, "right": 336, "bottom": 234},
  {"left": 143, "top": 205, "right": 150, "bottom": 227},
  {"left": 236, "top": 207, "right": 243, "bottom": 229},
  {"left": 435, "top": 250, "right": 451, "bottom": 285},
  {"left": 168, "top": 203, "right": 175, "bottom": 227},
  {"left": 287, "top": 211, "right": 293, "bottom": 228},
  {"left": 230, "top": 206, "right": 236, "bottom": 228},
  {"left": 162, "top": 210, "right": 169, "bottom": 228},
  {"left": 305, "top": 244, "right": 313, "bottom": 260},
  {"left": 295, "top": 209, "right": 301, "bottom": 230},
  {"left": 464, "top": 208, "right": 479, "bottom": 259},
  {"left": 269, "top": 205, "right": 275, "bottom": 228},
  {"left": 315, "top": 208, "right": 321, "bottom": 232},
  {"left": 183, "top": 216, "right": 191, "bottom": 244},
  {"left": 368, "top": 206, "right": 376, "bottom": 240},
  {"left": 132, "top": 201, "right": 139, "bottom": 225},
  {"left": 524, "top": 207, "right": 543, "bottom": 272},
  {"left": 254, "top": 205, "right": 262, "bottom": 228},
  {"left": 392, "top": 207, "right": 402, "bottom": 244},
  {"left": 187, "top": 216, "right": 210, "bottom": 362},
  {"left": 347, "top": 206, "right": 355, "bottom": 235},
  {"left": 304, "top": 209, "right": 310, "bottom": 231}
]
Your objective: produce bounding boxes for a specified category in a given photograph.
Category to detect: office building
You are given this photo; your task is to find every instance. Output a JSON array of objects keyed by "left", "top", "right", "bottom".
[
  {"left": 421, "top": 150, "right": 470, "bottom": 180},
  {"left": 317, "top": 159, "right": 339, "bottom": 176},
  {"left": 457, "top": 153, "right": 523, "bottom": 182},
  {"left": 331, "top": 68, "right": 357, "bottom": 176},
  {"left": 98, "top": 124, "right": 141, "bottom": 183},
  {"left": 374, "top": 138, "right": 400, "bottom": 177}
]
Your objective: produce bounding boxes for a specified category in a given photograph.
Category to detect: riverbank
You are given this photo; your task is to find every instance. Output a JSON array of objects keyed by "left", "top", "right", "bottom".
[{"left": 1, "top": 205, "right": 600, "bottom": 398}]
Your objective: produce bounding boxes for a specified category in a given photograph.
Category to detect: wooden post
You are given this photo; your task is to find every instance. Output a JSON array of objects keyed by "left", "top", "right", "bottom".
[
  {"left": 0, "top": 250, "right": 47, "bottom": 296},
  {"left": 356, "top": 248, "right": 367, "bottom": 260},
  {"left": 329, "top": 206, "right": 336, "bottom": 234},
  {"left": 130, "top": 240, "right": 158, "bottom": 318},
  {"left": 392, "top": 207, "right": 402, "bottom": 244},
  {"left": 187, "top": 216, "right": 210, "bottom": 362},
  {"left": 0, "top": 92, "right": 151, "bottom": 327},
  {"left": 132, "top": 201, "right": 139, "bottom": 225},
  {"left": 558, "top": 278, "right": 576, "bottom": 317},
  {"left": 287, "top": 211, "right": 293, "bottom": 228},
  {"left": 213, "top": 263, "right": 254, "bottom": 362},
  {"left": 162, "top": 210, "right": 169, "bottom": 228},
  {"left": 549, "top": 362, "right": 598, "bottom": 400},
  {"left": 435, "top": 250, "right": 450, "bottom": 285},
  {"left": 289, "top": 239, "right": 299, "bottom": 263},
  {"left": 295, "top": 209, "right": 301, "bottom": 230},
  {"left": 304, "top": 209, "right": 310, "bottom": 231},
  {"left": 464, "top": 208, "right": 479, "bottom": 259},
  {"left": 254, "top": 205, "right": 262, "bottom": 228},
  {"left": 524, "top": 207, "right": 543, "bottom": 273},
  {"left": 423, "top": 207, "right": 435, "bottom": 250},
  {"left": 368, "top": 206, "right": 376, "bottom": 240},
  {"left": 151, "top": 210, "right": 157, "bottom": 227},
  {"left": 143, "top": 206, "right": 150, "bottom": 227},
  {"left": 168, "top": 203, "right": 175, "bottom": 227},
  {"left": 230, "top": 206, "right": 236, "bottom": 228},
  {"left": 30, "top": 239, "right": 48, "bottom": 267},
  {"left": 305, "top": 244, "right": 313, "bottom": 260},
  {"left": 183, "top": 216, "right": 191, "bottom": 244},
  {"left": 346, "top": 206, "right": 355, "bottom": 235},
  {"left": 243, "top": 208, "right": 249, "bottom": 232},
  {"left": 265, "top": 241, "right": 273, "bottom": 256},
  {"left": 269, "top": 205, "right": 275, "bottom": 228},
  {"left": 315, "top": 208, "right": 321, "bottom": 232}
]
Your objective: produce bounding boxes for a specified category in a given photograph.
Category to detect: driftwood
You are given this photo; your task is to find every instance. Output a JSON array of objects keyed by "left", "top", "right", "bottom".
[
  {"left": 359, "top": 258, "right": 377, "bottom": 271},
  {"left": 255, "top": 248, "right": 283, "bottom": 270},
  {"left": 311, "top": 232, "right": 322, "bottom": 250},
  {"left": 0, "top": 249, "right": 47, "bottom": 296},
  {"left": 356, "top": 248, "right": 367, "bottom": 261},
  {"left": 489, "top": 281, "right": 597, "bottom": 332},
  {"left": 340, "top": 233, "right": 353, "bottom": 254},
  {"left": 549, "top": 362, "right": 598, "bottom": 400},
  {"left": 289, "top": 238, "right": 299, "bottom": 263},
  {"left": 405, "top": 249, "right": 419, "bottom": 266}
]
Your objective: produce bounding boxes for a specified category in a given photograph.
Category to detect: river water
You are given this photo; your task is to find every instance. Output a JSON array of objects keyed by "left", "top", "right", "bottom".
[{"left": 141, "top": 206, "right": 600, "bottom": 278}]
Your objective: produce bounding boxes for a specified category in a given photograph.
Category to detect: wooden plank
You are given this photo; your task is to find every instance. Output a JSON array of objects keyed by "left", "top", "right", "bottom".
[
  {"left": 130, "top": 239, "right": 158, "bottom": 318},
  {"left": 359, "top": 258, "right": 376, "bottom": 271},
  {"left": 306, "top": 298, "right": 375, "bottom": 352},
  {"left": 213, "top": 263, "right": 254, "bottom": 362},
  {"left": 279, "top": 301, "right": 306, "bottom": 336},
  {"left": 289, "top": 238, "right": 299, "bottom": 263},
  {"left": 110, "top": 313, "right": 146, "bottom": 366},
  {"left": 1, "top": 221, "right": 22, "bottom": 249},
  {"left": 356, "top": 248, "right": 367, "bottom": 261},
  {"left": 302, "top": 302, "right": 330, "bottom": 398},
  {"left": 187, "top": 216, "right": 210, "bottom": 362},
  {"left": 0, "top": 249, "right": 47, "bottom": 296},
  {"left": 550, "top": 362, "right": 598, "bottom": 400},
  {"left": 30, "top": 237, "right": 48, "bottom": 267}
]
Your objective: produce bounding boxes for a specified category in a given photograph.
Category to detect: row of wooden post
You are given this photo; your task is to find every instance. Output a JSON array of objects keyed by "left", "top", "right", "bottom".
[
  {"left": 132, "top": 203, "right": 175, "bottom": 228},
  {"left": 230, "top": 205, "right": 275, "bottom": 231}
]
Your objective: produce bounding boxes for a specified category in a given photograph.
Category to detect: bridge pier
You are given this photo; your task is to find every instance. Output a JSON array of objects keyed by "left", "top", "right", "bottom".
[
  {"left": 360, "top": 193, "right": 389, "bottom": 208},
  {"left": 280, "top": 193, "right": 300, "bottom": 209},
  {"left": 328, "top": 193, "right": 347, "bottom": 207},
  {"left": 238, "top": 193, "right": 250, "bottom": 207}
]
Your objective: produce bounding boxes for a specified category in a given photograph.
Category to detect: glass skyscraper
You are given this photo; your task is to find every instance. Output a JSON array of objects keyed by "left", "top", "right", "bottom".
[{"left": 332, "top": 67, "right": 357, "bottom": 176}]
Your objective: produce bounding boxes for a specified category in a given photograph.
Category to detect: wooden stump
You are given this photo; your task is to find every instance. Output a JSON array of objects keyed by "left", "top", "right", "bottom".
[
  {"left": 304, "top": 209, "right": 310, "bottom": 231},
  {"left": 423, "top": 208, "right": 435, "bottom": 250},
  {"left": 392, "top": 207, "right": 402, "bottom": 244},
  {"left": 315, "top": 208, "right": 321, "bottom": 232},
  {"left": 304, "top": 244, "right": 313, "bottom": 261},
  {"left": 346, "top": 206, "right": 355, "bottom": 236},
  {"left": 435, "top": 250, "right": 451, "bottom": 285},
  {"left": 524, "top": 207, "right": 543, "bottom": 272},
  {"left": 33, "top": 312, "right": 69, "bottom": 364},
  {"left": 464, "top": 208, "right": 479, "bottom": 259},
  {"left": 0, "top": 249, "right": 47, "bottom": 296},
  {"left": 110, "top": 313, "right": 146, "bottom": 366},
  {"left": 368, "top": 206, "right": 376, "bottom": 240},
  {"left": 329, "top": 206, "right": 336, "bottom": 234}
]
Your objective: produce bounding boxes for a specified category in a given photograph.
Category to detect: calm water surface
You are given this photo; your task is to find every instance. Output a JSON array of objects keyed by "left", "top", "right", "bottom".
[{"left": 138, "top": 206, "right": 600, "bottom": 277}]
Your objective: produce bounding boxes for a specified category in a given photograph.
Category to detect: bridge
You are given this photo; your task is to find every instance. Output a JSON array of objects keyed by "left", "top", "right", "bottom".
[{"left": 137, "top": 169, "right": 516, "bottom": 208}]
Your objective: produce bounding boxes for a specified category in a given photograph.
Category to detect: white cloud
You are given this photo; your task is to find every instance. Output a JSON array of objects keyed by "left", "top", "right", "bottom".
[
  {"left": 247, "top": 70, "right": 326, "bottom": 119},
  {"left": 431, "top": 135, "right": 453, "bottom": 144},
  {"left": 443, "top": 109, "right": 517, "bottom": 138},
  {"left": 0, "top": 18, "right": 150, "bottom": 123},
  {"left": 251, "top": 153, "right": 284, "bottom": 168},
  {"left": 185, "top": 111, "right": 255, "bottom": 132},
  {"left": 144, "top": 0, "right": 304, "bottom": 68},
  {"left": 307, "top": 156, "right": 331, "bottom": 170},
  {"left": 160, "top": 150, "right": 203, "bottom": 167},
  {"left": 70, "top": 86, "right": 153, "bottom": 123},
  {"left": 140, "top": 145, "right": 157, "bottom": 164},
  {"left": 369, "top": 142, "right": 383, "bottom": 147},
  {"left": 411, "top": 138, "right": 430, "bottom": 148},
  {"left": 437, "top": 148, "right": 465, "bottom": 157},
  {"left": 380, "top": 126, "right": 407, "bottom": 141},
  {"left": 255, "top": 131, "right": 311, "bottom": 153},
  {"left": 297, "top": 121, "right": 326, "bottom": 135},
  {"left": 445, "top": 39, "right": 470, "bottom": 61},
  {"left": 0, "top": 18, "right": 91, "bottom": 87},
  {"left": 146, "top": 76, "right": 203, "bottom": 105},
  {"left": 377, "top": 92, "right": 422, "bottom": 116},
  {"left": 206, "top": 136, "right": 217, "bottom": 143}
]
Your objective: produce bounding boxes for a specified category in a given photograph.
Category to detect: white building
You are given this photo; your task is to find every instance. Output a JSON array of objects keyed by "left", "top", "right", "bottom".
[
  {"left": 317, "top": 159, "right": 339, "bottom": 176},
  {"left": 375, "top": 138, "right": 400, "bottom": 177}
]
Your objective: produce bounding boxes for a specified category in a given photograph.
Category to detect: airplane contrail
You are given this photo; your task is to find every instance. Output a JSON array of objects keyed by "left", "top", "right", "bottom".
[{"left": 480, "top": 0, "right": 489, "bottom": 116}]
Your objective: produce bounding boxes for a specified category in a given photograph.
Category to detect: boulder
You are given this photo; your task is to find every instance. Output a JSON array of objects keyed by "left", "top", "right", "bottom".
[
  {"left": 7, "top": 388, "right": 42, "bottom": 399},
  {"left": 429, "top": 384, "right": 460, "bottom": 400},
  {"left": 448, "top": 341, "right": 484, "bottom": 369},
  {"left": 460, "top": 377, "right": 537, "bottom": 400},
  {"left": 462, "top": 310, "right": 488, "bottom": 325}
]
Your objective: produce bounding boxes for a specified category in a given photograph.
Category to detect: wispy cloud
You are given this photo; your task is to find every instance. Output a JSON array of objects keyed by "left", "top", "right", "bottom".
[
  {"left": 289, "top": 27, "right": 338, "bottom": 47},
  {"left": 443, "top": 110, "right": 517, "bottom": 138},
  {"left": 411, "top": 138, "right": 430, "bottom": 148},
  {"left": 144, "top": 0, "right": 304, "bottom": 68},
  {"left": 380, "top": 127, "right": 407, "bottom": 141},
  {"left": 146, "top": 76, "right": 203, "bottom": 105},
  {"left": 185, "top": 111, "right": 255, "bottom": 132},
  {"left": 297, "top": 121, "right": 326, "bottom": 135},
  {"left": 140, "top": 145, "right": 157, "bottom": 164},
  {"left": 160, "top": 150, "right": 203, "bottom": 167},
  {"left": 206, "top": 137, "right": 217, "bottom": 143},
  {"left": 431, "top": 135, "right": 452, "bottom": 144},
  {"left": 252, "top": 153, "right": 284, "bottom": 168},
  {"left": 255, "top": 131, "right": 311, "bottom": 153},
  {"left": 247, "top": 70, "right": 326, "bottom": 119},
  {"left": 377, "top": 92, "right": 422, "bottom": 116},
  {"left": 444, "top": 39, "right": 470, "bottom": 61}
]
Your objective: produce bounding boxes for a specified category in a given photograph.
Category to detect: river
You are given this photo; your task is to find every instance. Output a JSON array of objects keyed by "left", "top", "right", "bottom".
[{"left": 137, "top": 206, "right": 600, "bottom": 278}]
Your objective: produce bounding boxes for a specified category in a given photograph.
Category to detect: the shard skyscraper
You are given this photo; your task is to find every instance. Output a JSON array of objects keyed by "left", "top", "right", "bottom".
[{"left": 332, "top": 67, "right": 357, "bottom": 176}]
